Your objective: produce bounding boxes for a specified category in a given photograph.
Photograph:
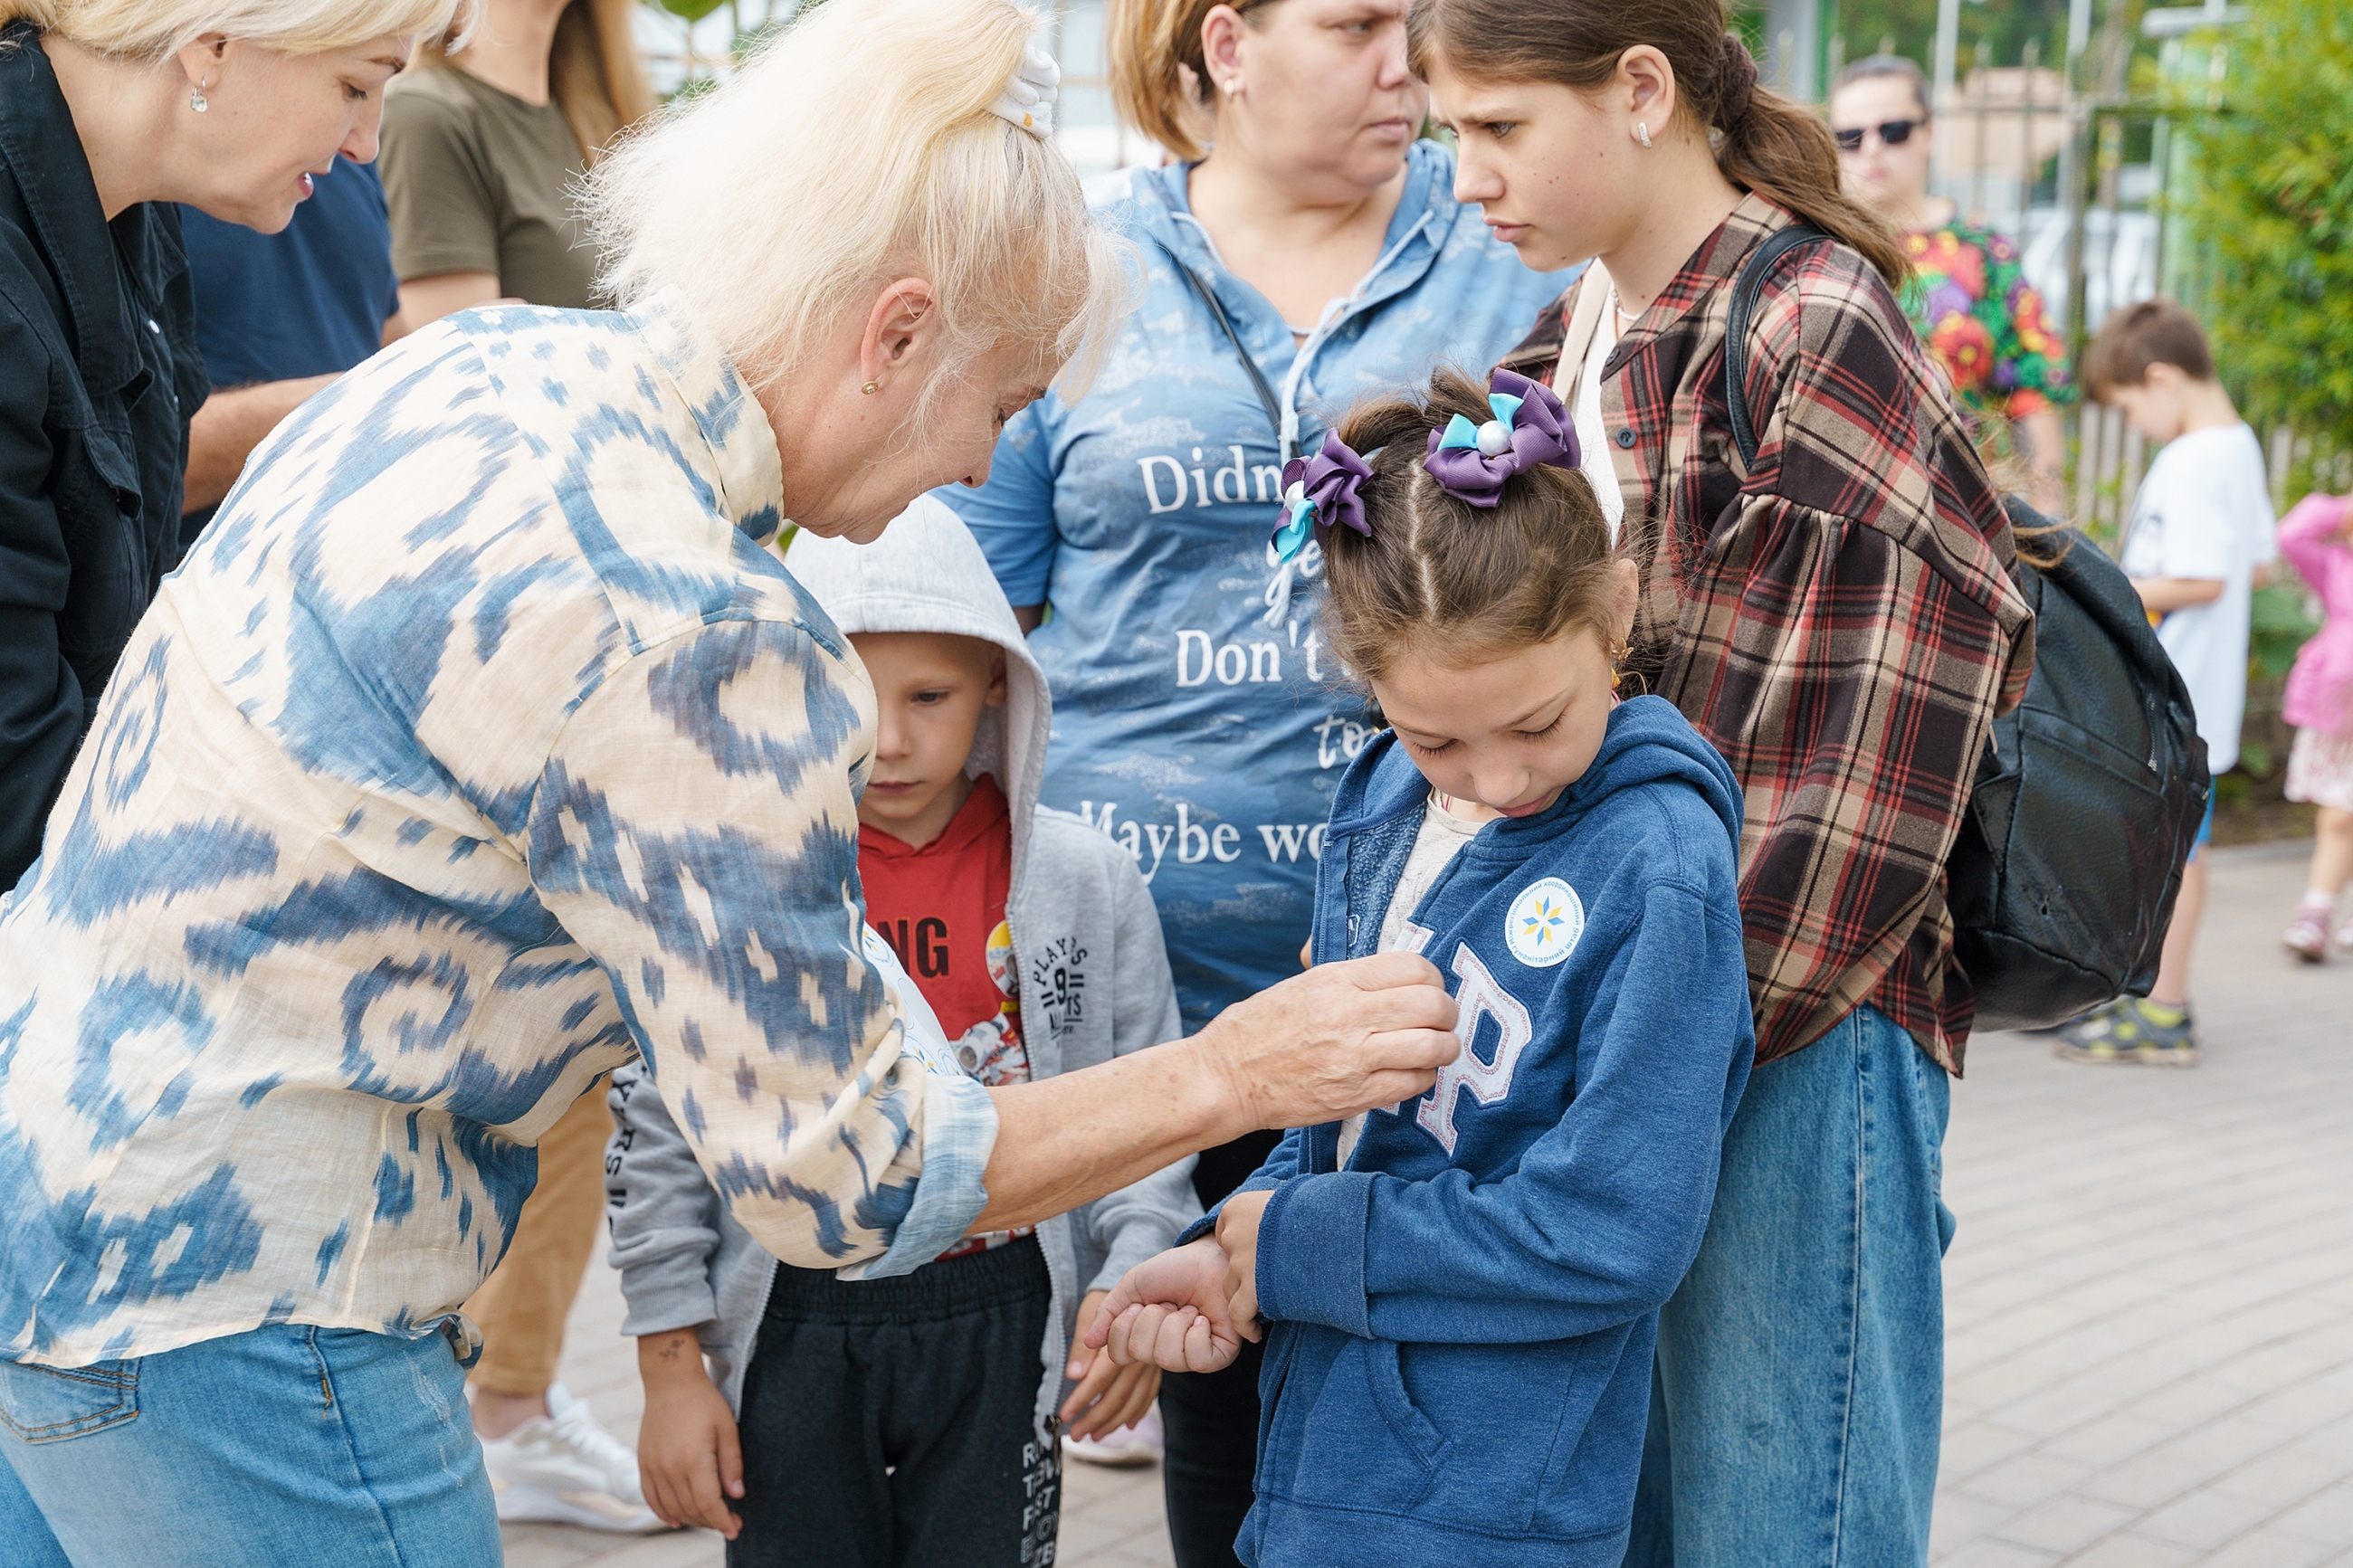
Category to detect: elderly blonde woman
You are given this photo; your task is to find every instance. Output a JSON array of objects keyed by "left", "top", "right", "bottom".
[
  {"left": 0, "top": 0, "right": 431, "bottom": 895},
  {"left": 0, "top": 0, "right": 1461, "bottom": 1559}
]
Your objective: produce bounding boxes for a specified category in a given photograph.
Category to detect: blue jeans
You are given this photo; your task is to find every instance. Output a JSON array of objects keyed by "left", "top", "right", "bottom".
[
  {"left": 1623, "top": 1004, "right": 1955, "bottom": 1568},
  {"left": 0, "top": 1325, "right": 498, "bottom": 1567}
]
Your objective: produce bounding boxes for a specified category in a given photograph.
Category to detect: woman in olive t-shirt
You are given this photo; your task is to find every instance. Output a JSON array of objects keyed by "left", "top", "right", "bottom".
[
  {"left": 375, "top": 0, "right": 661, "bottom": 1537},
  {"left": 382, "top": 0, "right": 651, "bottom": 321}
]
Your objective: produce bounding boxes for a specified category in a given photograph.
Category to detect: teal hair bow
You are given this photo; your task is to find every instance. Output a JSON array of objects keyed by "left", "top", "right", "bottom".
[{"left": 1434, "top": 390, "right": 1529, "bottom": 457}]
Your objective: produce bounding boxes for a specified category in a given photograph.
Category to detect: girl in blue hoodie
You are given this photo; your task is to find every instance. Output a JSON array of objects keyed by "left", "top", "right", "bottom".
[{"left": 1088, "top": 366, "right": 1755, "bottom": 1567}]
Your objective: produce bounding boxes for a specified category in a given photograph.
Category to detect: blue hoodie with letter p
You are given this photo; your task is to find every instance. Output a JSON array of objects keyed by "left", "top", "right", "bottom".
[{"left": 1201, "top": 696, "right": 1755, "bottom": 1566}]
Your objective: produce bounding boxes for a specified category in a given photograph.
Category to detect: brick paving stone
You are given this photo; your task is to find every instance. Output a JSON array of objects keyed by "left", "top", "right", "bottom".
[
  {"left": 2053, "top": 1534, "right": 2200, "bottom": 1568},
  {"left": 522, "top": 843, "right": 2349, "bottom": 1568},
  {"left": 1990, "top": 1493, "right": 2142, "bottom": 1554},
  {"left": 2077, "top": 1451, "right": 2233, "bottom": 1512},
  {"left": 2278, "top": 1484, "right": 2353, "bottom": 1544},
  {"left": 2197, "top": 1528, "right": 2343, "bottom": 1568},
  {"left": 2138, "top": 1484, "right": 2302, "bottom": 1551},
  {"left": 1967, "top": 1452, "right": 2102, "bottom": 1509},
  {"left": 1943, "top": 1421, "right": 2053, "bottom": 1481},
  {"left": 1937, "top": 1539, "right": 2065, "bottom": 1568},
  {"left": 1928, "top": 843, "right": 2353, "bottom": 1566},
  {"left": 1934, "top": 1490, "right": 2027, "bottom": 1557}
]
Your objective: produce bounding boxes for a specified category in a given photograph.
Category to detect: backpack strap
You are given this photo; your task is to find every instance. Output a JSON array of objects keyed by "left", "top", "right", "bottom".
[{"left": 1722, "top": 223, "right": 1828, "bottom": 471}]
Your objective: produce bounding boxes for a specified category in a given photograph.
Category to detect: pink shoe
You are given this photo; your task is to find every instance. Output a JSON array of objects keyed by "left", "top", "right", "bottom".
[
  {"left": 1062, "top": 1405, "right": 1164, "bottom": 1468},
  {"left": 2284, "top": 906, "right": 2330, "bottom": 963}
]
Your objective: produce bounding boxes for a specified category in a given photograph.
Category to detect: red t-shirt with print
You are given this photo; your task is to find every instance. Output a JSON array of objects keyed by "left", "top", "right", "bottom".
[
  {"left": 860, "top": 775, "right": 1029, "bottom": 1259},
  {"left": 861, "top": 774, "right": 1026, "bottom": 1077}
]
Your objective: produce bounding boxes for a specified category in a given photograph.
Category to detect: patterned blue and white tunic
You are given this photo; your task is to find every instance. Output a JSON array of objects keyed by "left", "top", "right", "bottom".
[{"left": 0, "top": 295, "right": 996, "bottom": 1368}]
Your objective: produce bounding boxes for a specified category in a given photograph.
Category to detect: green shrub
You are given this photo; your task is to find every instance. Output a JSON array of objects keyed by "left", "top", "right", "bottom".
[{"left": 2177, "top": 0, "right": 2353, "bottom": 453}]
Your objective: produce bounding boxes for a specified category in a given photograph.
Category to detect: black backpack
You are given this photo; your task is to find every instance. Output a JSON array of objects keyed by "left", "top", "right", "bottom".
[{"left": 1724, "top": 226, "right": 2210, "bottom": 1032}]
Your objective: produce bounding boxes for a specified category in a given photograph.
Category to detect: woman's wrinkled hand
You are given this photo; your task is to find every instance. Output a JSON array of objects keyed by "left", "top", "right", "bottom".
[
  {"left": 1083, "top": 1238, "right": 1243, "bottom": 1373},
  {"left": 1194, "top": 953, "right": 1459, "bottom": 1132}
]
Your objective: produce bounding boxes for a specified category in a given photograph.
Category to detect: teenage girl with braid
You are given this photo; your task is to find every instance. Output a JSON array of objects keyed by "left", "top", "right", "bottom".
[{"left": 1400, "top": 0, "right": 2035, "bottom": 1561}]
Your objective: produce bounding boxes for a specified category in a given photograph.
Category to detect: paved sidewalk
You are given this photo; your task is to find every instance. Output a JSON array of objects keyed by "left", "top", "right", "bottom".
[{"left": 510, "top": 841, "right": 2352, "bottom": 1567}]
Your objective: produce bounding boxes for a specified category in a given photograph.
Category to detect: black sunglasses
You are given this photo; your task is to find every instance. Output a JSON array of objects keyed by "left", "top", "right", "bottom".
[{"left": 1834, "top": 118, "right": 1923, "bottom": 152}]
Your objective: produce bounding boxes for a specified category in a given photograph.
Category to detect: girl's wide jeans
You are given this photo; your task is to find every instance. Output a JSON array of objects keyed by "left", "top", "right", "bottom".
[{"left": 1623, "top": 1004, "right": 1956, "bottom": 1568}]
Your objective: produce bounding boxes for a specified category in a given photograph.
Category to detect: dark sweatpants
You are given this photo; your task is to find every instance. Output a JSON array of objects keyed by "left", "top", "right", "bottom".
[{"left": 729, "top": 1234, "right": 1060, "bottom": 1568}]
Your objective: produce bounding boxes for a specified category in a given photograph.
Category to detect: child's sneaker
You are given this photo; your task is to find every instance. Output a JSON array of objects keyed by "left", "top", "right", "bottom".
[
  {"left": 477, "top": 1383, "right": 668, "bottom": 1533},
  {"left": 1062, "top": 1406, "right": 1164, "bottom": 1468},
  {"left": 2284, "top": 902, "right": 2331, "bottom": 963},
  {"left": 2052, "top": 997, "right": 2198, "bottom": 1066}
]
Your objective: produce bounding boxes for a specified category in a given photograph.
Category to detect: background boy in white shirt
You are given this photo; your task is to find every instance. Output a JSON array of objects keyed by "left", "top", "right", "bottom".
[{"left": 2057, "top": 299, "right": 2277, "bottom": 1065}]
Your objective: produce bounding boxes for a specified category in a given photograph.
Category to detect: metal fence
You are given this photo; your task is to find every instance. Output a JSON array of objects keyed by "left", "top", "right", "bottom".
[{"left": 1900, "top": 5, "right": 2331, "bottom": 539}]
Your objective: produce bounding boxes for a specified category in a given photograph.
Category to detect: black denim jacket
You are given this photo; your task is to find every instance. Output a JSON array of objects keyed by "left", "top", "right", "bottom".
[{"left": 0, "top": 24, "right": 207, "bottom": 888}]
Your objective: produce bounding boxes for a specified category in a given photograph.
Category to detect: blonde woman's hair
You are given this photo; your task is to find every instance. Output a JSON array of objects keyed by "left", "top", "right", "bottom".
[
  {"left": 421, "top": 0, "right": 652, "bottom": 164},
  {"left": 1108, "top": 0, "right": 1283, "bottom": 162},
  {"left": 0, "top": 0, "right": 468, "bottom": 60},
  {"left": 586, "top": 0, "right": 1128, "bottom": 405}
]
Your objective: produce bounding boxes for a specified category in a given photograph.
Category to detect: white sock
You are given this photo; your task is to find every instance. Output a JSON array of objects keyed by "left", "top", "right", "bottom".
[{"left": 2301, "top": 889, "right": 2339, "bottom": 911}]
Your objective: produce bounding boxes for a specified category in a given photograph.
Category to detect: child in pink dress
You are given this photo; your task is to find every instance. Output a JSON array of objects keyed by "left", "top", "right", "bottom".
[{"left": 2277, "top": 491, "right": 2353, "bottom": 959}]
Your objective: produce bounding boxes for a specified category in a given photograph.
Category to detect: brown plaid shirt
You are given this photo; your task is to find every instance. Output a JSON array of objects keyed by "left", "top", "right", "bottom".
[{"left": 1502, "top": 195, "right": 2034, "bottom": 1073}]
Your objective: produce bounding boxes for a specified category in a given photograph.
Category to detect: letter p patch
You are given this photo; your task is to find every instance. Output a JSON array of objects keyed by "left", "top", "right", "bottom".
[{"left": 1415, "top": 945, "right": 1534, "bottom": 1155}]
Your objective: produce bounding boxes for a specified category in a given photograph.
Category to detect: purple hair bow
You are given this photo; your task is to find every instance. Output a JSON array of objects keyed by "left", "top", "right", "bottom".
[
  {"left": 1422, "top": 367, "right": 1580, "bottom": 508},
  {"left": 1269, "top": 432, "right": 1374, "bottom": 563}
]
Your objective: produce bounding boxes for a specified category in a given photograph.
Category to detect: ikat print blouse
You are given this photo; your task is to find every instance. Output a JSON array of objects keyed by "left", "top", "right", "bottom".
[{"left": 0, "top": 295, "right": 995, "bottom": 1369}]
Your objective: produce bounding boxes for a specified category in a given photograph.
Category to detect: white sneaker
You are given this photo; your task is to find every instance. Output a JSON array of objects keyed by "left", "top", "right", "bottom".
[
  {"left": 478, "top": 1383, "right": 668, "bottom": 1533},
  {"left": 1062, "top": 1406, "right": 1164, "bottom": 1468}
]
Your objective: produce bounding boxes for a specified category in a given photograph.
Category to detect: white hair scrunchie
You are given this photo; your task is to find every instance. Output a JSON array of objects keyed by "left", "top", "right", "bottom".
[{"left": 986, "top": 33, "right": 1061, "bottom": 137}]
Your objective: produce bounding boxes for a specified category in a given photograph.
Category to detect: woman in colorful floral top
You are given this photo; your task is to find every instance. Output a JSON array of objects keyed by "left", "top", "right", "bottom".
[{"left": 1832, "top": 54, "right": 2075, "bottom": 515}]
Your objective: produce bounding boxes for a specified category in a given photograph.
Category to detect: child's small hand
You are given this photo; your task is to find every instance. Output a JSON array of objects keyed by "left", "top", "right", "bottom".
[
  {"left": 1061, "top": 1288, "right": 1164, "bottom": 1440},
  {"left": 634, "top": 1329, "right": 744, "bottom": 1539},
  {"left": 1087, "top": 1237, "right": 1243, "bottom": 1373},
  {"left": 1213, "top": 1190, "right": 1272, "bottom": 1341}
]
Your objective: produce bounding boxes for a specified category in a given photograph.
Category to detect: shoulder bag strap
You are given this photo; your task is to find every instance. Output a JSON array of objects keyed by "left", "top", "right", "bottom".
[
  {"left": 1722, "top": 223, "right": 1828, "bottom": 471},
  {"left": 1548, "top": 261, "right": 1616, "bottom": 403},
  {"left": 1155, "top": 239, "right": 1288, "bottom": 458}
]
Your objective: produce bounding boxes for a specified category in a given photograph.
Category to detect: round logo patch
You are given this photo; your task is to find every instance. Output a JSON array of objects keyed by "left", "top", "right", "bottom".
[{"left": 1505, "top": 878, "right": 1586, "bottom": 968}]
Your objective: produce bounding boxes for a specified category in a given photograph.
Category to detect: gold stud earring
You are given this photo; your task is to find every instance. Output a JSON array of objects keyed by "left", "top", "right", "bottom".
[
  {"left": 1635, "top": 121, "right": 1652, "bottom": 147},
  {"left": 861, "top": 380, "right": 879, "bottom": 395}
]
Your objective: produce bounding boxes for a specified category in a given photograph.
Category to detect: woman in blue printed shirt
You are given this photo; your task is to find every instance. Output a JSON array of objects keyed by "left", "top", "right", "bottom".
[
  {"left": 0, "top": 3, "right": 1462, "bottom": 1562},
  {"left": 944, "top": 0, "right": 1567, "bottom": 1554}
]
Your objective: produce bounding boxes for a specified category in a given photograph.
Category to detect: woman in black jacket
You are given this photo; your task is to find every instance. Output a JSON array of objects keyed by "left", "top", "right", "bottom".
[{"left": 0, "top": 2, "right": 455, "bottom": 890}]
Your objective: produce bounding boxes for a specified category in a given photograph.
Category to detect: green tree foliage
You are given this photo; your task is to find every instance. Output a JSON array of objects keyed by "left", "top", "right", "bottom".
[{"left": 2180, "top": 0, "right": 2353, "bottom": 449}]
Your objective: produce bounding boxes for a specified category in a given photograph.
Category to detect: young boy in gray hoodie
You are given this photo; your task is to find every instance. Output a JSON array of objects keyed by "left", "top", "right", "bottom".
[{"left": 605, "top": 496, "right": 1196, "bottom": 1564}]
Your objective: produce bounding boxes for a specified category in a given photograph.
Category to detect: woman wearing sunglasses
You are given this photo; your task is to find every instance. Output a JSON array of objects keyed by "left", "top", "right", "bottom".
[{"left": 1830, "top": 53, "right": 2073, "bottom": 515}]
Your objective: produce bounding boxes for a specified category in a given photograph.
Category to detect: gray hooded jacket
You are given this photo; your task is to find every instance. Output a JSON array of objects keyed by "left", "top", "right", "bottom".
[{"left": 605, "top": 496, "right": 1195, "bottom": 1444}]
